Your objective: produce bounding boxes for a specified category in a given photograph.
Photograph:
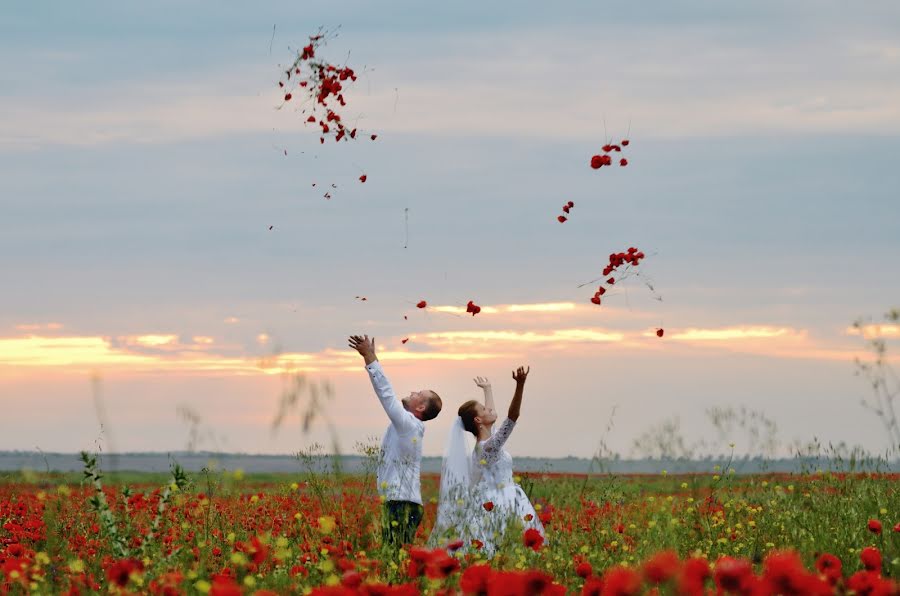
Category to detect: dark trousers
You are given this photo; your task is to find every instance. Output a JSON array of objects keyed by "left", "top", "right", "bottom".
[{"left": 381, "top": 500, "right": 424, "bottom": 550}]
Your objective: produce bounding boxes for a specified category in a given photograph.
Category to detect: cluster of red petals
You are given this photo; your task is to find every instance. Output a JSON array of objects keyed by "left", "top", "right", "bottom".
[
  {"left": 590, "top": 247, "right": 646, "bottom": 306},
  {"left": 416, "top": 300, "right": 427, "bottom": 309},
  {"left": 104, "top": 558, "right": 144, "bottom": 588},
  {"left": 523, "top": 527, "right": 544, "bottom": 551},
  {"left": 279, "top": 33, "right": 376, "bottom": 147},
  {"left": 557, "top": 201, "right": 575, "bottom": 223},
  {"left": 466, "top": 300, "right": 482, "bottom": 316},
  {"left": 575, "top": 549, "right": 897, "bottom": 596},
  {"left": 590, "top": 139, "right": 630, "bottom": 170},
  {"left": 407, "top": 547, "right": 460, "bottom": 580},
  {"left": 461, "top": 564, "right": 564, "bottom": 596}
]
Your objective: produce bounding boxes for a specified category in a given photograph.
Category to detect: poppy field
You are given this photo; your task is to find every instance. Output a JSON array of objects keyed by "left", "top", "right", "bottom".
[{"left": 1, "top": 455, "right": 897, "bottom": 595}]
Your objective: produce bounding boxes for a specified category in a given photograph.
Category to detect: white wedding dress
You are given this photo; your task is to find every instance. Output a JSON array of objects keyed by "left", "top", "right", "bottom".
[
  {"left": 467, "top": 418, "right": 545, "bottom": 556},
  {"left": 429, "top": 417, "right": 545, "bottom": 556}
]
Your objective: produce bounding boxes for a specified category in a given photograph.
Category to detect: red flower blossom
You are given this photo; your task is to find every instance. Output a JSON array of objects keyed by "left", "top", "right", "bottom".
[
  {"left": 106, "top": 558, "right": 144, "bottom": 588},
  {"left": 643, "top": 550, "right": 680, "bottom": 584},
  {"left": 466, "top": 300, "right": 482, "bottom": 316},
  {"left": 860, "top": 546, "right": 882, "bottom": 572},
  {"left": 460, "top": 564, "right": 491, "bottom": 594},
  {"left": 523, "top": 528, "right": 544, "bottom": 551},
  {"left": 678, "top": 557, "right": 711, "bottom": 594},
  {"left": 815, "top": 553, "right": 842, "bottom": 585},
  {"left": 482, "top": 501, "right": 494, "bottom": 512},
  {"left": 575, "top": 561, "right": 593, "bottom": 579},
  {"left": 714, "top": 556, "right": 753, "bottom": 593},
  {"left": 600, "top": 566, "right": 641, "bottom": 596},
  {"left": 581, "top": 577, "right": 604, "bottom": 596},
  {"left": 894, "top": 522, "right": 900, "bottom": 533},
  {"left": 868, "top": 519, "right": 883, "bottom": 534},
  {"left": 425, "top": 549, "right": 460, "bottom": 579}
]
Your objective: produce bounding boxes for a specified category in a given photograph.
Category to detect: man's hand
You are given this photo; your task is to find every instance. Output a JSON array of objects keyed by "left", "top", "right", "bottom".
[
  {"left": 511, "top": 365, "right": 530, "bottom": 384},
  {"left": 473, "top": 376, "right": 491, "bottom": 390},
  {"left": 349, "top": 334, "right": 377, "bottom": 365}
]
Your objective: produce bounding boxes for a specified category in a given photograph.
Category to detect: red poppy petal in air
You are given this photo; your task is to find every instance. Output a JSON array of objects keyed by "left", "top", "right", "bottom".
[
  {"left": 590, "top": 296, "right": 602, "bottom": 305},
  {"left": 567, "top": 201, "right": 574, "bottom": 208},
  {"left": 562, "top": 205, "right": 570, "bottom": 213},
  {"left": 590, "top": 155, "right": 603, "bottom": 169},
  {"left": 620, "top": 158, "right": 628, "bottom": 166},
  {"left": 657, "top": 328, "right": 664, "bottom": 337},
  {"left": 402, "top": 338, "right": 409, "bottom": 344},
  {"left": 416, "top": 300, "right": 427, "bottom": 309},
  {"left": 621, "top": 139, "right": 630, "bottom": 146},
  {"left": 370, "top": 134, "right": 378, "bottom": 140},
  {"left": 284, "top": 93, "right": 292, "bottom": 101},
  {"left": 557, "top": 215, "right": 567, "bottom": 223},
  {"left": 607, "top": 277, "right": 615, "bottom": 284},
  {"left": 359, "top": 175, "right": 367, "bottom": 183}
]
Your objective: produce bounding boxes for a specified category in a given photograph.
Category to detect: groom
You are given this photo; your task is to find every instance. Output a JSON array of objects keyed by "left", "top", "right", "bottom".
[{"left": 349, "top": 334, "right": 443, "bottom": 550}]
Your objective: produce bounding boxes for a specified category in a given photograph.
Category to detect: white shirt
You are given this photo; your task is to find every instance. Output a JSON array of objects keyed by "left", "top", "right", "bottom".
[{"left": 366, "top": 360, "right": 425, "bottom": 505}]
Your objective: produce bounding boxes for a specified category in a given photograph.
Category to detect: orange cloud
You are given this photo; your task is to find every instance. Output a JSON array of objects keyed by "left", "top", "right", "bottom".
[
  {"left": 845, "top": 324, "right": 900, "bottom": 339},
  {"left": 665, "top": 326, "right": 799, "bottom": 341}
]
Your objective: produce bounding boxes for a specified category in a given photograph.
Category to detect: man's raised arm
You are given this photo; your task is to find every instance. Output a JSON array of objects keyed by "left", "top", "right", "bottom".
[{"left": 349, "top": 334, "right": 416, "bottom": 433}]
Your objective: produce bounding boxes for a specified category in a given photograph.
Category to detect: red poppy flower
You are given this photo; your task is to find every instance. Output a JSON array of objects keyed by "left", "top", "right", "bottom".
[
  {"left": 416, "top": 300, "right": 427, "bottom": 308},
  {"left": 606, "top": 277, "right": 615, "bottom": 285},
  {"left": 575, "top": 561, "right": 593, "bottom": 579},
  {"left": 558, "top": 215, "right": 567, "bottom": 223},
  {"left": 601, "top": 566, "right": 641, "bottom": 595},
  {"left": 657, "top": 328, "right": 664, "bottom": 337},
  {"left": 590, "top": 155, "right": 604, "bottom": 169},
  {"left": 868, "top": 519, "right": 883, "bottom": 534},
  {"left": 620, "top": 158, "right": 628, "bottom": 166},
  {"left": 482, "top": 501, "right": 494, "bottom": 512},
  {"left": 894, "top": 522, "right": 900, "bottom": 533},
  {"left": 460, "top": 564, "right": 491, "bottom": 594},
  {"left": 643, "top": 550, "right": 680, "bottom": 584},
  {"left": 466, "top": 300, "right": 481, "bottom": 316},
  {"left": 523, "top": 528, "right": 544, "bottom": 551},
  {"left": 860, "top": 546, "right": 882, "bottom": 572},
  {"left": 621, "top": 139, "right": 630, "bottom": 146},
  {"left": 284, "top": 93, "right": 292, "bottom": 101},
  {"left": 567, "top": 201, "right": 574, "bottom": 208},
  {"left": 590, "top": 295, "right": 602, "bottom": 305},
  {"left": 562, "top": 205, "right": 570, "bottom": 213},
  {"left": 815, "top": 553, "right": 842, "bottom": 585},
  {"left": 359, "top": 175, "right": 367, "bottom": 183}
]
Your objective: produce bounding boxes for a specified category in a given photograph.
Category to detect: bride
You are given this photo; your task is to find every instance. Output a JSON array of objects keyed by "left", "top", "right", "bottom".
[{"left": 429, "top": 367, "right": 545, "bottom": 556}]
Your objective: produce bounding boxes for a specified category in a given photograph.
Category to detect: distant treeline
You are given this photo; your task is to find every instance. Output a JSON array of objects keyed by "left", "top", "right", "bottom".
[{"left": 2, "top": 451, "right": 898, "bottom": 474}]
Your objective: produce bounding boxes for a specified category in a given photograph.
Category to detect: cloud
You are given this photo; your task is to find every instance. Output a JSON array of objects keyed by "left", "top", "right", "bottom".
[
  {"left": 14, "top": 322, "right": 64, "bottom": 332},
  {"left": 666, "top": 326, "right": 797, "bottom": 341},
  {"left": 845, "top": 324, "right": 900, "bottom": 339}
]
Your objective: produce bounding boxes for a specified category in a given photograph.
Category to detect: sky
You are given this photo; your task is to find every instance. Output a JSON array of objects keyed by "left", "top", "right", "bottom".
[{"left": 1, "top": 1, "right": 899, "bottom": 459}]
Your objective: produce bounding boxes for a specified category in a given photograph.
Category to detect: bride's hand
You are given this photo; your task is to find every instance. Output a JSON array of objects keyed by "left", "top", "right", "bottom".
[
  {"left": 473, "top": 376, "right": 491, "bottom": 389},
  {"left": 512, "top": 366, "right": 530, "bottom": 383}
]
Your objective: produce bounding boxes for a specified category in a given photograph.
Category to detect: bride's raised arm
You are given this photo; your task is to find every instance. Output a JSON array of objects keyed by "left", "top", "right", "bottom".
[
  {"left": 473, "top": 376, "right": 495, "bottom": 412},
  {"left": 507, "top": 366, "right": 529, "bottom": 422}
]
